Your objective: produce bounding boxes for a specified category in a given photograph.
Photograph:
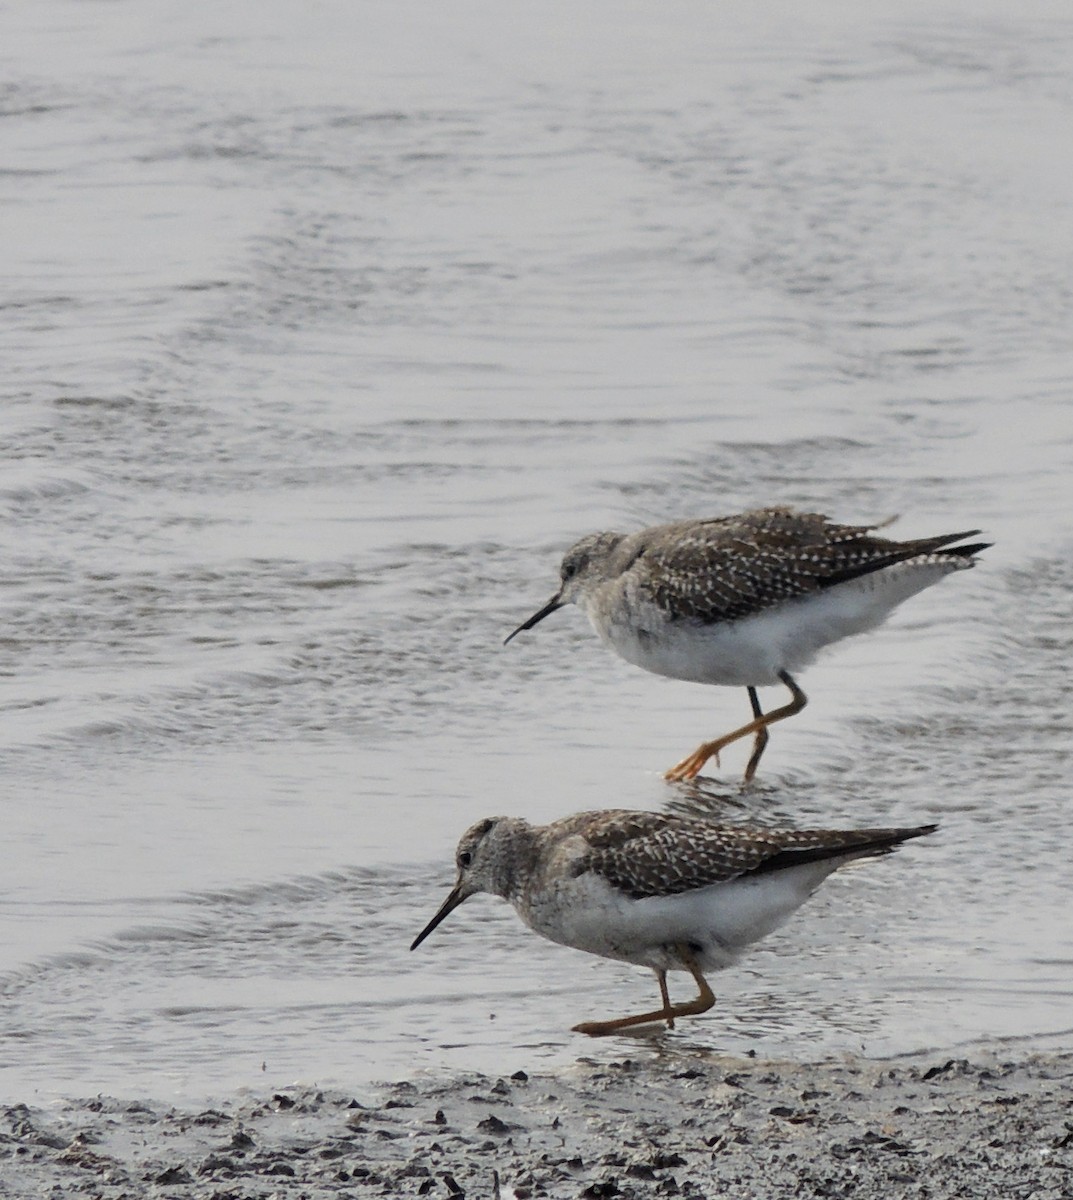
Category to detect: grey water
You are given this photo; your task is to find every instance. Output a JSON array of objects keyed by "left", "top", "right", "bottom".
[{"left": 2, "top": 0, "right": 1072, "bottom": 1105}]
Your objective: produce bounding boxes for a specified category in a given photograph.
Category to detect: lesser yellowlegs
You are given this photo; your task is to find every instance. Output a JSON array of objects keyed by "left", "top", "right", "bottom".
[
  {"left": 505, "top": 507, "right": 989, "bottom": 781},
  {"left": 411, "top": 808, "right": 935, "bottom": 1036}
]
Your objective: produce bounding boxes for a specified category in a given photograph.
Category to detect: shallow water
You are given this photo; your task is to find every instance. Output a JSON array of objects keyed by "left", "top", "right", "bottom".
[{"left": 2, "top": 0, "right": 1072, "bottom": 1104}]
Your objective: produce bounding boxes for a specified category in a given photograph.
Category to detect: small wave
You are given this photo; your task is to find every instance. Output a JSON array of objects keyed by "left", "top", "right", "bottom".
[{"left": 0, "top": 465, "right": 96, "bottom": 504}]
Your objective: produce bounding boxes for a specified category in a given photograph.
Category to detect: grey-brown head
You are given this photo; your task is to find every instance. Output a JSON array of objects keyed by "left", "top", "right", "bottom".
[
  {"left": 504, "top": 531, "right": 625, "bottom": 644},
  {"left": 410, "top": 816, "right": 532, "bottom": 951}
]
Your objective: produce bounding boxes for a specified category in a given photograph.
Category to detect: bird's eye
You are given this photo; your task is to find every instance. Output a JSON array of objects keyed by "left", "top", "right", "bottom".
[{"left": 458, "top": 851, "right": 472, "bottom": 868}]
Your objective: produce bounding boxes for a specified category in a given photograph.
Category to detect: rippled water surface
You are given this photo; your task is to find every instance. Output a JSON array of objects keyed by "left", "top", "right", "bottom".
[{"left": 2, "top": 0, "right": 1072, "bottom": 1104}]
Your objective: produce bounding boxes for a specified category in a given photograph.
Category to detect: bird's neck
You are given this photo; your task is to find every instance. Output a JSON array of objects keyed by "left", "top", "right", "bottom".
[{"left": 485, "top": 820, "right": 541, "bottom": 902}]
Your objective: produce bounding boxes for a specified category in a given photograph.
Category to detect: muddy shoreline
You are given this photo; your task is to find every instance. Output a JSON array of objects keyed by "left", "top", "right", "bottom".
[{"left": 3, "top": 1046, "right": 1071, "bottom": 1198}]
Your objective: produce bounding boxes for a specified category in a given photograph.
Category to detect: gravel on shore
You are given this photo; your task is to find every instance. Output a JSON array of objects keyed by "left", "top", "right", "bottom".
[{"left": 3, "top": 1047, "right": 1071, "bottom": 1199}]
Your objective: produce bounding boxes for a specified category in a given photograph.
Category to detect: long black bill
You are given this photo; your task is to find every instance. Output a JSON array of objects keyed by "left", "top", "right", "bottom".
[
  {"left": 410, "top": 883, "right": 468, "bottom": 951},
  {"left": 503, "top": 594, "right": 565, "bottom": 645}
]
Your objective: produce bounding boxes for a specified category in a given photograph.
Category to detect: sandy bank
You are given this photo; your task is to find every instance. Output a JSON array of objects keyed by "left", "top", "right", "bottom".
[{"left": 3, "top": 1047, "right": 1071, "bottom": 1198}]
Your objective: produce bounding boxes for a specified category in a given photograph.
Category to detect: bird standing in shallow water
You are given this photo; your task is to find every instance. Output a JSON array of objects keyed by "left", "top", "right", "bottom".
[
  {"left": 505, "top": 507, "right": 990, "bottom": 782},
  {"left": 411, "top": 809, "right": 935, "bottom": 1036}
]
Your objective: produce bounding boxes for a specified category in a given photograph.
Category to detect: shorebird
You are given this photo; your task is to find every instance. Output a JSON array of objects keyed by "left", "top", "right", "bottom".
[
  {"left": 505, "top": 507, "right": 989, "bottom": 781},
  {"left": 411, "top": 809, "right": 935, "bottom": 1035}
]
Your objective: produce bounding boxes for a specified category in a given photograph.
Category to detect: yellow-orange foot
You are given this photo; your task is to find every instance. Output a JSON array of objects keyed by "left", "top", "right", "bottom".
[
  {"left": 572, "top": 1012, "right": 675, "bottom": 1037},
  {"left": 664, "top": 744, "right": 722, "bottom": 782}
]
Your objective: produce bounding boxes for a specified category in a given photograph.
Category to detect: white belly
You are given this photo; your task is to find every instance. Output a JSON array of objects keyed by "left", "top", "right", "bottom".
[
  {"left": 522, "top": 862, "right": 838, "bottom": 975},
  {"left": 583, "top": 559, "right": 963, "bottom": 688}
]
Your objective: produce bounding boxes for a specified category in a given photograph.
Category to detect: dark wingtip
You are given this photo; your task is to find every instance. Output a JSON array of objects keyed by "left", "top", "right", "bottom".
[
  {"left": 903, "top": 822, "right": 939, "bottom": 839},
  {"left": 945, "top": 541, "right": 992, "bottom": 558},
  {"left": 873, "top": 823, "right": 939, "bottom": 854},
  {"left": 751, "top": 822, "right": 938, "bottom": 876},
  {"left": 931, "top": 529, "right": 992, "bottom": 559},
  {"left": 871, "top": 823, "right": 938, "bottom": 848}
]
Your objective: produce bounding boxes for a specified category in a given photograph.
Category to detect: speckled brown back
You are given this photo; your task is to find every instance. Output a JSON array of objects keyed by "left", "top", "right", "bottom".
[
  {"left": 625, "top": 506, "right": 985, "bottom": 624},
  {"left": 567, "top": 809, "right": 935, "bottom": 900}
]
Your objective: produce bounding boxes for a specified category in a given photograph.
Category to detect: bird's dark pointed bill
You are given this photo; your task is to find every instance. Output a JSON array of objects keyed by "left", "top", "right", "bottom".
[
  {"left": 503, "top": 595, "right": 565, "bottom": 644},
  {"left": 410, "top": 883, "right": 468, "bottom": 951}
]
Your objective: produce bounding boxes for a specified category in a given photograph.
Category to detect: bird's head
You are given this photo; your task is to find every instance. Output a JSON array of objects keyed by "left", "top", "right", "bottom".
[
  {"left": 409, "top": 817, "right": 528, "bottom": 951},
  {"left": 504, "top": 531, "right": 625, "bottom": 643}
]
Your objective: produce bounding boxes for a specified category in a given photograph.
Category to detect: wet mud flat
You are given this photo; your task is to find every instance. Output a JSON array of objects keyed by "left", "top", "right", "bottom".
[{"left": 3, "top": 1048, "right": 1071, "bottom": 1199}]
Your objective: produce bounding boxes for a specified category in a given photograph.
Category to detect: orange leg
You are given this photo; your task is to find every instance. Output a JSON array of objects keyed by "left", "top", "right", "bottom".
[
  {"left": 664, "top": 671, "right": 807, "bottom": 783},
  {"left": 572, "top": 945, "right": 715, "bottom": 1037}
]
